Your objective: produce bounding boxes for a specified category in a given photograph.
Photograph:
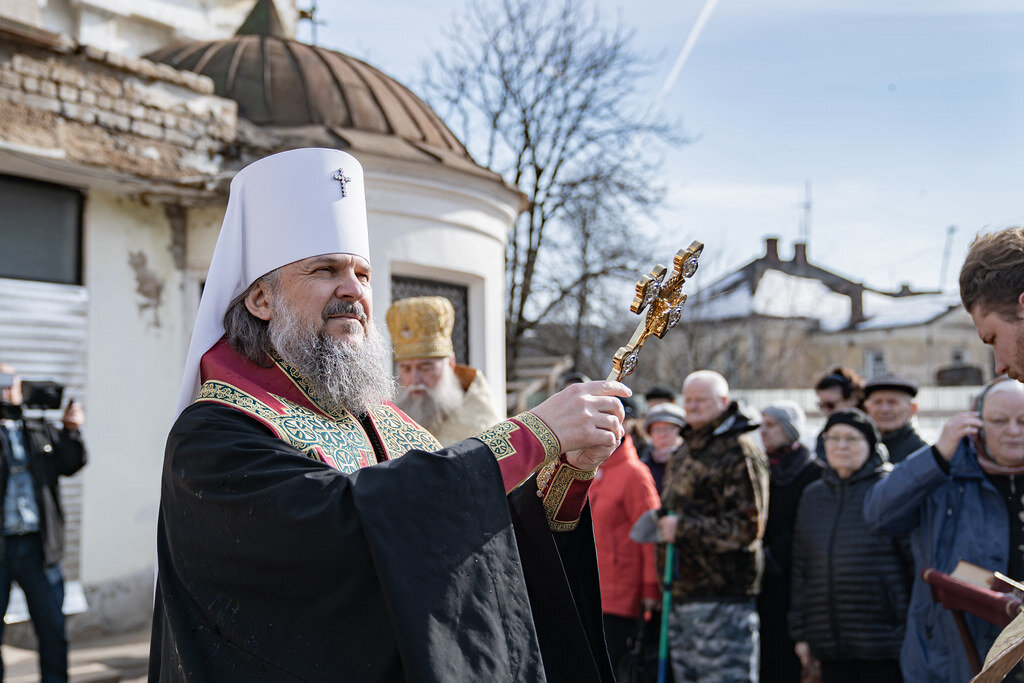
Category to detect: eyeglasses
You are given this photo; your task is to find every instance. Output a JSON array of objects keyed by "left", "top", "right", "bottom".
[
  {"left": 818, "top": 401, "right": 837, "bottom": 411},
  {"left": 648, "top": 424, "right": 680, "bottom": 435},
  {"left": 823, "top": 434, "right": 866, "bottom": 446}
]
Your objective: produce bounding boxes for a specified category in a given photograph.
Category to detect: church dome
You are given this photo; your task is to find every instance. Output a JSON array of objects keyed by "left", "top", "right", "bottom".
[{"left": 144, "top": 1, "right": 489, "bottom": 175}]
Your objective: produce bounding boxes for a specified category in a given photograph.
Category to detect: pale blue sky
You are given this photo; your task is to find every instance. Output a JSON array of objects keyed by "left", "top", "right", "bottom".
[{"left": 299, "top": 0, "right": 1024, "bottom": 293}]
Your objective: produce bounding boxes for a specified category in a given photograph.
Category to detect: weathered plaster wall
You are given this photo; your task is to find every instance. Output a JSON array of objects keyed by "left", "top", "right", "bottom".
[{"left": 81, "top": 192, "right": 185, "bottom": 589}]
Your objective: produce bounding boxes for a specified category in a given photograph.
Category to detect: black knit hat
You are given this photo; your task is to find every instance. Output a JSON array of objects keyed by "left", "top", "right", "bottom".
[
  {"left": 823, "top": 408, "right": 880, "bottom": 452},
  {"left": 644, "top": 384, "right": 676, "bottom": 402}
]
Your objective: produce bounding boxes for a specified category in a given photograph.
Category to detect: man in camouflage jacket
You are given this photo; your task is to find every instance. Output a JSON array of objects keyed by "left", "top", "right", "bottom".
[{"left": 658, "top": 370, "right": 769, "bottom": 683}]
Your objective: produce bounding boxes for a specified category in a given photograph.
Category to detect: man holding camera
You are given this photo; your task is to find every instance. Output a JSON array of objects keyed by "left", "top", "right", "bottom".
[{"left": 0, "top": 363, "right": 86, "bottom": 683}]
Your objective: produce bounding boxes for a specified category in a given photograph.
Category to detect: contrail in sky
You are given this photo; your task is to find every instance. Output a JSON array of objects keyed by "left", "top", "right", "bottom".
[{"left": 644, "top": 0, "right": 722, "bottom": 123}]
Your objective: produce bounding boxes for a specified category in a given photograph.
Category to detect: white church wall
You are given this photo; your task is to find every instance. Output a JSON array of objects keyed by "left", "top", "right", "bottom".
[
  {"left": 182, "top": 204, "right": 227, "bottom": 353},
  {"left": 79, "top": 191, "right": 187, "bottom": 629},
  {"left": 365, "top": 162, "right": 515, "bottom": 413},
  {"left": 0, "top": 0, "right": 41, "bottom": 25}
]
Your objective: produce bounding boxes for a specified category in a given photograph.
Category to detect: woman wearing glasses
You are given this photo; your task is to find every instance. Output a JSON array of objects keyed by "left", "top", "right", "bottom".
[
  {"left": 790, "top": 409, "right": 911, "bottom": 683},
  {"left": 813, "top": 368, "right": 865, "bottom": 460},
  {"left": 864, "top": 377, "right": 1024, "bottom": 683}
]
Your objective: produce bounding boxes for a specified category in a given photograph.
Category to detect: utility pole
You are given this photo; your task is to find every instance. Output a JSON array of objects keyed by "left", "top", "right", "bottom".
[
  {"left": 939, "top": 225, "right": 956, "bottom": 292},
  {"left": 800, "top": 180, "right": 812, "bottom": 247}
]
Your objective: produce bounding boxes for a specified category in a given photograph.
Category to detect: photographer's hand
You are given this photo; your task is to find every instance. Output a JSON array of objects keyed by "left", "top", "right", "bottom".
[{"left": 63, "top": 400, "right": 84, "bottom": 431}]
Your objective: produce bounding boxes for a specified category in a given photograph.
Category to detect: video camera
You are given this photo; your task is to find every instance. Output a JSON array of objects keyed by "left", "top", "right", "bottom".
[{"left": 0, "top": 374, "right": 65, "bottom": 410}]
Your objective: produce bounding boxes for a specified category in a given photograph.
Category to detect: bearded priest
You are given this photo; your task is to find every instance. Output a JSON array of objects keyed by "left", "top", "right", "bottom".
[
  {"left": 148, "top": 148, "right": 627, "bottom": 683},
  {"left": 387, "top": 296, "right": 504, "bottom": 445}
]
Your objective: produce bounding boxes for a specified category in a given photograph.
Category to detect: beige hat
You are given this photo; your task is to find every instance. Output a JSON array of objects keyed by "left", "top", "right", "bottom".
[{"left": 386, "top": 296, "right": 455, "bottom": 361}]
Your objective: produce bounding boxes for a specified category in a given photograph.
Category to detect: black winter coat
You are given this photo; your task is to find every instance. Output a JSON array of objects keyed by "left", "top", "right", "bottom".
[
  {"left": 882, "top": 423, "right": 928, "bottom": 465},
  {"left": 0, "top": 417, "right": 86, "bottom": 567},
  {"left": 151, "top": 402, "right": 613, "bottom": 682},
  {"left": 789, "top": 450, "right": 911, "bottom": 662},
  {"left": 760, "top": 444, "right": 822, "bottom": 682}
]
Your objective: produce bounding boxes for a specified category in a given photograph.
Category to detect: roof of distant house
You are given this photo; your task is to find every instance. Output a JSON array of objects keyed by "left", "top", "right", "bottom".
[{"left": 685, "top": 237, "right": 961, "bottom": 332}]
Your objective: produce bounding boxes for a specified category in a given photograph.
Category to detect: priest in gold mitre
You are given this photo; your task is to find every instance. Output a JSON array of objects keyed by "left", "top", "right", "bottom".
[
  {"left": 386, "top": 296, "right": 504, "bottom": 446},
  {"left": 149, "top": 147, "right": 628, "bottom": 682}
]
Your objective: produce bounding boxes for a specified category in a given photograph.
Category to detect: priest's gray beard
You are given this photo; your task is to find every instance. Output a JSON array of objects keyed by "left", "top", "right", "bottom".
[
  {"left": 396, "top": 364, "right": 464, "bottom": 432},
  {"left": 268, "top": 300, "right": 397, "bottom": 417}
]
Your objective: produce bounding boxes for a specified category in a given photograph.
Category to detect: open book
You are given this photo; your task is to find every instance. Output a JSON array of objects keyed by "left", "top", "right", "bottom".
[{"left": 951, "top": 560, "right": 1024, "bottom": 599}]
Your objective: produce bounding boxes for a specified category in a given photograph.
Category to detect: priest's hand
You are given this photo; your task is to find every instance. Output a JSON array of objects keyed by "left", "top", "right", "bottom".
[{"left": 530, "top": 380, "right": 629, "bottom": 471}]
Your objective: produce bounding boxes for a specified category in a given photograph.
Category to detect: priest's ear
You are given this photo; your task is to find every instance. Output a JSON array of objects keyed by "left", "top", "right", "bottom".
[{"left": 244, "top": 280, "right": 274, "bottom": 322}]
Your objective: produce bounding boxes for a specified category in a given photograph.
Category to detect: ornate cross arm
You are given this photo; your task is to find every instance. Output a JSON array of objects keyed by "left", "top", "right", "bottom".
[{"left": 606, "top": 240, "right": 704, "bottom": 382}]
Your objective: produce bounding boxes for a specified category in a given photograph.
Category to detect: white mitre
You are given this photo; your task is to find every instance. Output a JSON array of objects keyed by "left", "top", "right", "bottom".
[{"left": 174, "top": 147, "right": 370, "bottom": 417}]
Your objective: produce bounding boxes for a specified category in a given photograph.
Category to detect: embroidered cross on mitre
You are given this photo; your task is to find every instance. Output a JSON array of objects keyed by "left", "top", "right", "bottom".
[{"left": 332, "top": 169, "right": 352, "bottom": 197}]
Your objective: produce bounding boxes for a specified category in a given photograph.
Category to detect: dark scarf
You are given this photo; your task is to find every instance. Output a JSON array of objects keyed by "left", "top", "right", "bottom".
[{"left": 768, "top": 442, "right": 817, "bottom": 486}]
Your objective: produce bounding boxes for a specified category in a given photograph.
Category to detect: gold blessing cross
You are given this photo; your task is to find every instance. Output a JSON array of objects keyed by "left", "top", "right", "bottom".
[{"left": 606, "top": 240, "right": 704, "bottom": 382}]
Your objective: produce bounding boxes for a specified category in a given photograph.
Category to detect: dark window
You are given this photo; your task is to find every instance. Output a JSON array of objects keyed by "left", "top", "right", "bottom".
[
  {"left": 866, "top": 350, "right": 885, "bottom": 378},
  {"left": 0, "top": 175, "right": 83, "bottom": 285},
  {"left": 390, "top": 276, "right": 469, "bottom": 364}
]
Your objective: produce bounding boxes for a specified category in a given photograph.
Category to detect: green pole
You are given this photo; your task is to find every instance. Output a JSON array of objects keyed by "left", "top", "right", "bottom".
[{"left": 657, "top": 542, "right": 674, "bottom": 683}]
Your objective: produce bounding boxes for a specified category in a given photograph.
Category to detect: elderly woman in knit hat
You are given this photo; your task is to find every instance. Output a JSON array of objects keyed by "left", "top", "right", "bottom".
[
  {"left": 757, "top": 401, "right": 823, "bottom": 683},
  {"left": 790, "top": 409, "right": 911, "bottom": 683},
  {"left": 639, "top": 402, "right": 687, "bottom": 495}
]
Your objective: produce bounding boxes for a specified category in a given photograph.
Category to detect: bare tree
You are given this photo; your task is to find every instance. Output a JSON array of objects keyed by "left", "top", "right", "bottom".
[
  {"left": 648, "top": 249, "right": 824, "bottom": 390},
  {"left": 423, "top": 0, "right": 682, "bottom": 374}
]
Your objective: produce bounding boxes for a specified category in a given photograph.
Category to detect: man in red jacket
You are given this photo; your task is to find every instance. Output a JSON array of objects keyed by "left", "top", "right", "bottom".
[{"left": 590, "top": 396, "right": 662, "bottom": 672}]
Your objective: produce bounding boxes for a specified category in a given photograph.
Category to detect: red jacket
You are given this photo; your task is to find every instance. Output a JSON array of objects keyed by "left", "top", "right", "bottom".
[{"left": 589, "top": 435, "right": 661, "bottom": 618}]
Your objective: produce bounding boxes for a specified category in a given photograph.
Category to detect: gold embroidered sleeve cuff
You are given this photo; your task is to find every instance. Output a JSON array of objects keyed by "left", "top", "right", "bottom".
[
  {"left": 473, "top": 412, "right": 561, "bottom": 494},
  {"left": 537, "top": 459, "right": 595, "bottom": 532}
]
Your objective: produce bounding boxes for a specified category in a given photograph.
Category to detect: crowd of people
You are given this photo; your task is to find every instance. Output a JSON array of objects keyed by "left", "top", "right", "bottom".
[
  {"left": 138, "top": 147, "right": 1024, "bottom": 682},
  {"left": 571, "top": 361, "right": 1024, "bottom": 683}
]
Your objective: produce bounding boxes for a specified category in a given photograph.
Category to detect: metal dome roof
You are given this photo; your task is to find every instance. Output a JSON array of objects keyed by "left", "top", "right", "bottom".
[
  {"left": 146, "top": 35, "right": 469, "bottom": 157},
  {"left": 142, "top": 0, "right": 493, "bottom": 176}
]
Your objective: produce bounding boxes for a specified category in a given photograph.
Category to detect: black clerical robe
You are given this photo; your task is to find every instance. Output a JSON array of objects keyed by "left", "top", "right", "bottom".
[{"left": 149, "top": 340, "right": 612, "bottom": 682}]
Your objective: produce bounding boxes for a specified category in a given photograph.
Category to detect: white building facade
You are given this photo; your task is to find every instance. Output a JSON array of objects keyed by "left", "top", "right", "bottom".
[{"left": 0, "top": 0, "right": 516, "bottom": 633}]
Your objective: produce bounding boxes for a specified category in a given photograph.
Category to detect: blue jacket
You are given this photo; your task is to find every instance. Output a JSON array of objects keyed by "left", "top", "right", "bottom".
[{"left": 863, "top": 441, "right": 1007, "bottom": 683}]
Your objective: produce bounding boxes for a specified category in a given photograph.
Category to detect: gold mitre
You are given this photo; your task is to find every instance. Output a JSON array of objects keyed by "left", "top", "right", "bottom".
[{"left": 386, "top": 296, "right": 455, "bottom": 361}]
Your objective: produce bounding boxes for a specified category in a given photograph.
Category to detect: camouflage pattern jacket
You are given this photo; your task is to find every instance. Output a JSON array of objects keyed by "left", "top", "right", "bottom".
[{"left": 660, "top": 401, "right": 769, "bottom": 601}]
